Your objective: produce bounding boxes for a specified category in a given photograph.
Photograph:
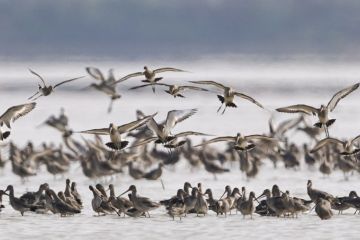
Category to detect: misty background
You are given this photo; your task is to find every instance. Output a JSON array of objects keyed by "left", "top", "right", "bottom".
[{"left": 1, "top": 0, "right": 360, "bottom": 60}]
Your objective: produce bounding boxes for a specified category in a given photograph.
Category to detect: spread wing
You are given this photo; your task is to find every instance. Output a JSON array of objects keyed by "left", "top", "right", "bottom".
[
  {"left": 79, "top": 128, "right": 109, "bottom": 135},
  {"left": 245, "top": 135, "right": 278, "bottom": 142},
  {"left": 173, "top": 131, "right": 211, "bottom": 138},
  {"left": 0, "top": 102, "right": 36, "bottom": 128},
  {"left": 54, "top": 76, "right": 85, "bottom": 89},
  {"left": 29, "top": 69, "right": 46, "bottom": 85},
  {"left": 164, "top": 109, "right": 197, "bottom": 133},
  {"left": 189, "top": 80, "right": 226, "bottom": 90},
  {"left": 117, "top": 113, "right": 156, "bottom": 134},
  {"left": 153, "top": 67, "right": 186, "bottom": 74},
  {"left": 233, "top": 92, "right": 264, "bottom": 108},
  {"left": 310, "top": 138, "right": 344, "bottom": 153},
  {"left": 113, "top": 72, "right": 144, "bottom": 85},
  {"left": 178, "top": 85, "right": 208, "bottom": 92},
  {"left": 276, "top": 104, "right": 319, "bottom": 115},
  {"left": 146, "top": 117, "right": 162, "bottom": 137},
  {"left": 351, "top": 134, "right": 360, "bottom": 145},
  {"left": 86, "top": 67, "right": 105, "bottom": 81},
  {"left": 193, "top": 136, "right": 236, "bottom": 147},
  {"left": 327, "top": 83, "right": 360, "bottom": 112}
]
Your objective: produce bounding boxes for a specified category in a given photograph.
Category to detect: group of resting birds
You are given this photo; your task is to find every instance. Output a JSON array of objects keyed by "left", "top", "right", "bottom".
[{"left": 1, "top": 180, "right": 359, "bottom": 221}]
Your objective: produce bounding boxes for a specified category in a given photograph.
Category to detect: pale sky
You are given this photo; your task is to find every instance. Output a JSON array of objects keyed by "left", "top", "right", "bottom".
[{"left": 1, "top": 0, "right": 360, "bottom": 60}]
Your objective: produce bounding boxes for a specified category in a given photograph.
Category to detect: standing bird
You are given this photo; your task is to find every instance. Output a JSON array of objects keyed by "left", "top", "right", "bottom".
[
  {"left": 28, "top": 69, "right": 84, "bottom": 100},
  {"left": 79, "top": 113, "right": 156, "bottom": 150},
  {"left": 85, "top": 67, "right": 121, "bottom": 113},
  {"left": 0, "top": 102, "right": 36, "bottom": 140},
  {"left": 190, "top": 80, "right": 263, "bottom": 114},
  {"left": 113, "top": 66, "right": 186, "bottom": 93},
  {"left": 129, "top": 83, "right": 208, "bottom": 98},
  {"left": 276, "top": 83, "right": 359, "bottom": 137},
  {"left": 315, "top": 197, "right": 333, "bottom": 220},
  {"left": 119, "top": 185, "right": 160, "bottom": 217}
]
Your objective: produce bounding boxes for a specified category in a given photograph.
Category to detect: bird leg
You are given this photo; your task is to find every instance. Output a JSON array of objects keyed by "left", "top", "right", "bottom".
[
  {"left": 217, "top": 104, "right": 223, "bottom": 113},
  {"left": 221, "top": 106, "right": 227, "bottom": 115},
  {"left": 107, "top": 98, "right": 115, "bottom": 113},
  {"left": 28, "top": 91, "right": 40, "bottom": 100},
  {"left": 324, "top": 125, "right": 330, "bottom": 138}
]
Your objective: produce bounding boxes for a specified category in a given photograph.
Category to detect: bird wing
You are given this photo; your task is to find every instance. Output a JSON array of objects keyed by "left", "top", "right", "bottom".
[
  {"left": 245, "top": 135, "right": 278, "bottom": 142},
  {"left": 193, "top": 136, "right": 236, "bottom": 147},
  {"left": 85, "top": 67, "right": 105, "bottom": 81},
  {"left": 233, "top": 92, "right": 264, "bottom": 108},
  {"left": 0, "top": 102, "right": 36, "bottom": 128},
  {"left": 351, "top": 134, "right": 360, "bottom": 145},
  {"left": 79, "top": 128, "right": 109, "bottom": 135},
  {"left": 146, "top": 117, "right": 162, "bottom": 137},
  {"left": 310, "top": 138, "right": 344, "bottom": 153},
  {"left": 276, "top": 104, "right": 319, "bottom": 115},
  {"left": 164, "top": 109, "right": 197, "bottom": 133},
  {"left": 112, "top": 72, "right": 144, "bottom": 85},
  {"left": 117, "top": 113, "right": 157, "bottom": 134},
  {"left": 174, "top": 131, "right": 211, "bottom": 138},
  {"left": 178, "top": 86, "right": 208, "bottom": 92},
  {"left": 153, "top": 67, "right": 186, "bottom": 74},
  {"left": 327, "top": 83, "right": 360, "bottom": 112},
  {"left": 189, "top": 80, "right": 226, "bottom": 90},
  {"left": 54, "top": 76, "right": 85, "bottom": 89},
  {"left": 29, "top": 69, "right": 46, "bottom": 85}
]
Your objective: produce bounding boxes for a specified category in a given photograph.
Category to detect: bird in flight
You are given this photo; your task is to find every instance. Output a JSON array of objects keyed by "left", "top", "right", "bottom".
[
  {"left": 0, "top": 102, "right": 36, "bottom": 140},
  {"left": 276, "top": 83, "right": 359, "bottom": 137},
  {"left": 28, "top": 69, "right": 85, "bottom": 100},
  {"left": 113, "top": 66, "right": 186, "bottom": 93}
]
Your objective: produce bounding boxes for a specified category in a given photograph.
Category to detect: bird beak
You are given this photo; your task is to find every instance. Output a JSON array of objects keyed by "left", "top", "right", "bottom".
[
  {"left": 118, "top": 189, "right": 130, "bottom": 197},
  {"left": 255, "top": 194, "right": 265, "bottom": 201},
  {"left": 219, "top": 190, "right": 226, "bottom": 199}
]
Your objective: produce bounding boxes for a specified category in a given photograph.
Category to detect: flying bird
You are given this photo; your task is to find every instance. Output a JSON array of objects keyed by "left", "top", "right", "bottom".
[
  {"left": 85, "top": 67, "right": 121, "bottom": 113},
  {"left": 0, "top": 102, "right": 36, "bottom": 140},
  {"left": 28, "top": 69, "right": 85, "bottom": 100},
  {"left": 79, "top": 113, "right": 157, "bottom": 150},
  {"left": 189, "top": 80, "right": 264, "bottom": 114},
  {"left": 276, "top": 83, "right": 359, "bottom": 137},
  {"left": 113, "top": 66, "right": 186, "bottom": 93},
  {"left": 129, "top": 83, "right": 208, "bottom": 98},
  {"left": 310, "top": 136, "right": 360, "bottom": 156}
]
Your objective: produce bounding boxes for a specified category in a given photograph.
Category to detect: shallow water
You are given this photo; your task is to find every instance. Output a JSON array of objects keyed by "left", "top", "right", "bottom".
[{"left": 0, "top": 61, "right": 360, "bottom": 239}]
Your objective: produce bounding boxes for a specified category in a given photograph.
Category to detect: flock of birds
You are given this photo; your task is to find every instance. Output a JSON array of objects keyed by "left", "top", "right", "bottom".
[
  {"left": 0, "top": 65, "right": 360, "bottom": 221},
  {"left": 0, "top": 179, "right": 360, "bottom": 220}
]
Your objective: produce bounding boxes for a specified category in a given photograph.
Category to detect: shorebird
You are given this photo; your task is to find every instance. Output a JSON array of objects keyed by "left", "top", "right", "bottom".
[
  {"left": 46, "top": 189, "right": 80, "bottom": 216},
  {"left": 307, "top": 180, "right": 334, "bottom": 202},
  {"left": 194, "top": 133, "right": 278, "bottom": 164},
  {"left": 129, "top": 83, "right": 208, "bottom": 98},
  {"left": 5, "top": 185, "right": 36, "bottom": 216},
  {"left": 194, "top": 188, "right": 208, "bottom": 216},
  {"left": 237, "top": 191, "right": 256, "bottom": 219},
  {"left": 89, "top": 185, "right": 109, "bottom": 215},
  {"left": 107, "top": 184, "right": 133, "bottom": 216},
  {"left": 28, "top": 69, "right": 84, "bottom": 100},
  {"left": 131, "top": 109, "right": 207, "bottom": 148},
  {"left": 79, "top": 113, "right": 156, "bottom": 150},
  {"left": 166, "top": 190, "right": 186, "bottom": 220},
  {"left": 256, "top": 189, "right": 288, "bottom": 217},
  {"left": 184, "top": 187, "right": 198, "bottom": 215},
  {"left": 113, "top": 66, "right": 186, "bottom": 93},
  {"left": 0, "top": 102, "right": 36, "bottom": 140},
  {"left": 119, "top": 185, "right": 160, "bottom": 217},
  {"left": 315, "top": 197, "right": 333, "bottom": 220},
  {"left": 85, "top": 67, "right": 121, "bottom": 113},
  {"left": 71, "top": 182, "right": 82, "bottom": 206},
  {"left": 190, "top": 80, "right": 264, "bottom": 114},
  {"left": 276, "top": 83, "right": 359, "bottom": 137},
  {"left": 310, "top": 136, "right": 360, "bottom": 156},
  {"left": 19, "top": 183, "right": 49, "bottom": 205},
  {"left": 143, "top": 163, "right": 163, "bottom": 180}
]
